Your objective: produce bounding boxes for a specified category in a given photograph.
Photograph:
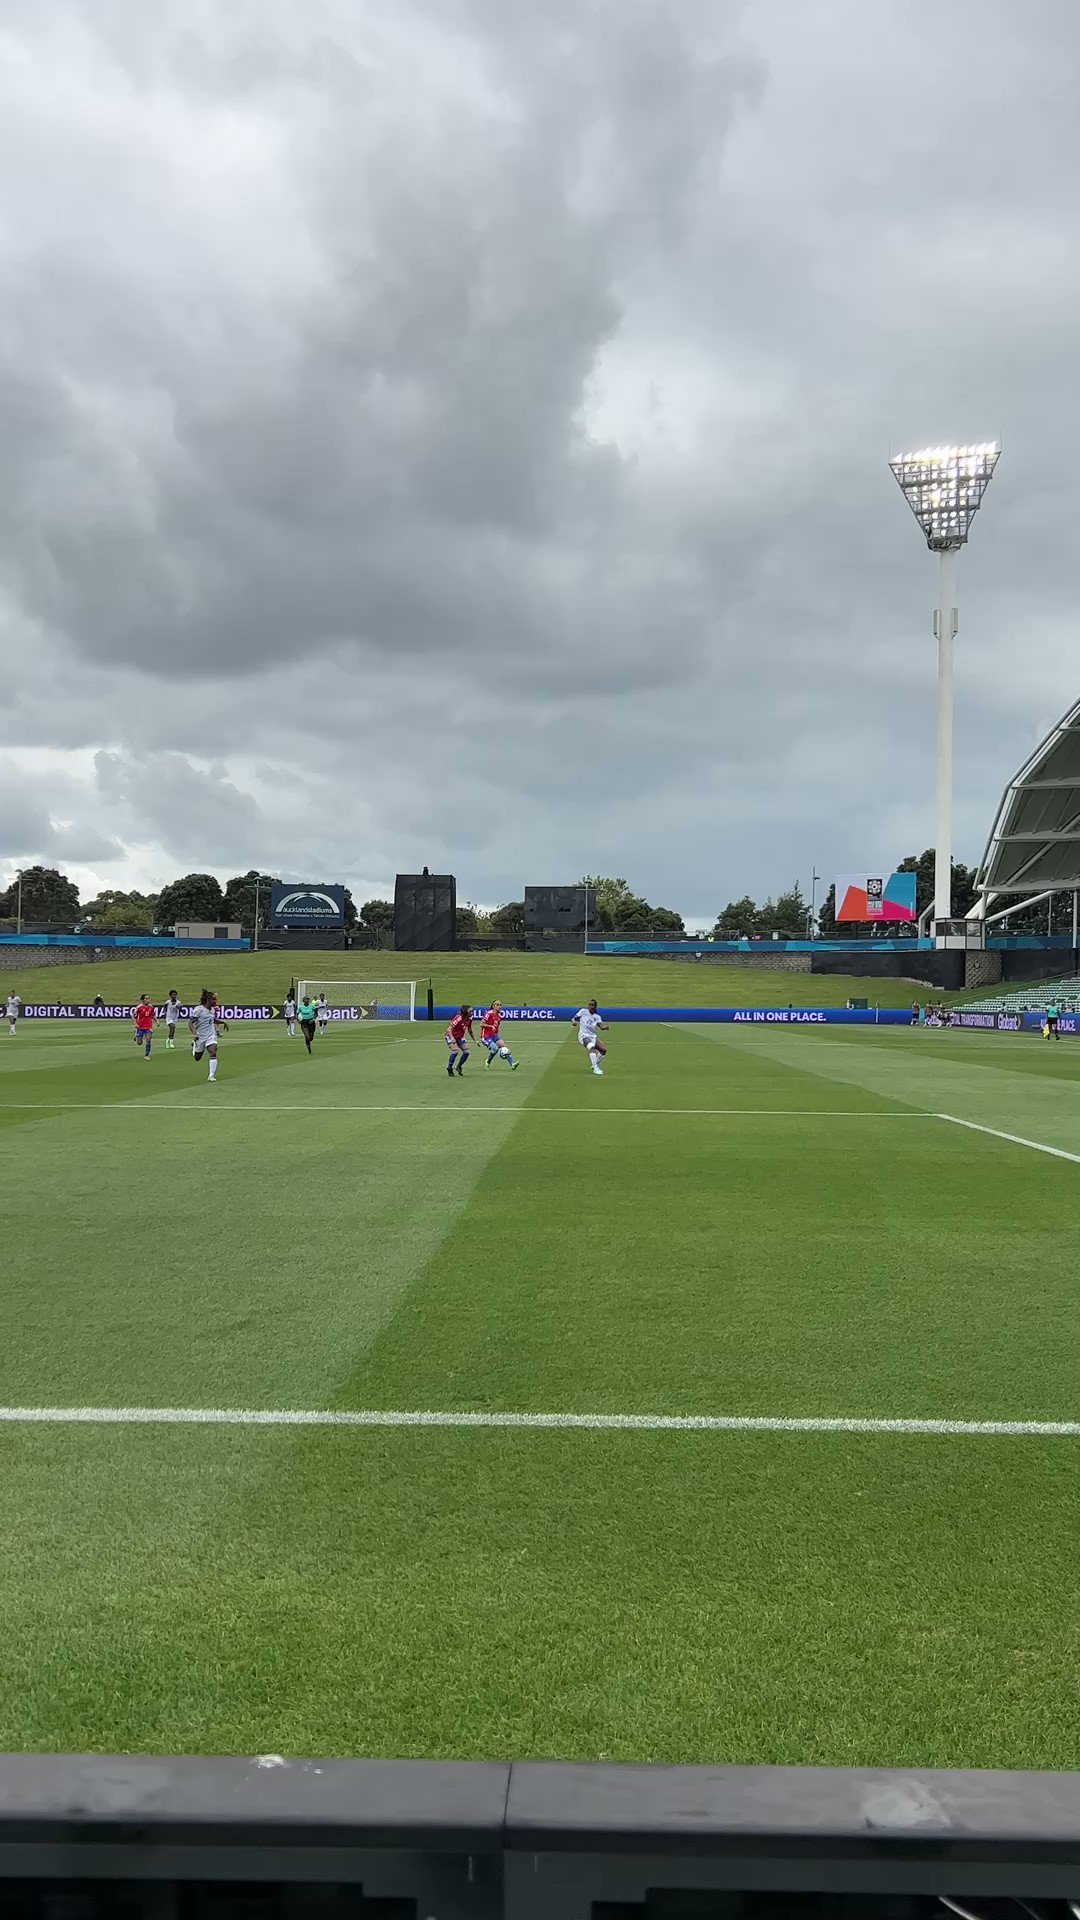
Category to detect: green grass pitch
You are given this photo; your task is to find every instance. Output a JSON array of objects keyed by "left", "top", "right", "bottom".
[{"left": 1, "top": 1009, "right": 1078, "bottom": 1767}]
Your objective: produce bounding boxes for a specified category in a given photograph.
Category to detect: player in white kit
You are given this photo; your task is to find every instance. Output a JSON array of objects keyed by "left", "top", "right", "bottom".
[
  {"left": 315, "top": 994, "right": 331, "bottom": 1035},
  {"left": 164, "top": 990, "right": 182, "bottom": 1050},
  {"left": 189, "top": 990, "right": 228, "bottom": 1082},
  {"left": 6, "top": 991, "right": 22, "bottom": 1036},
  {"left": 572, "top": 1000, "right": 608, "bottom": 1075},
  {"left": 283, "top": 994, "right": 297, "bottom": 1037}
]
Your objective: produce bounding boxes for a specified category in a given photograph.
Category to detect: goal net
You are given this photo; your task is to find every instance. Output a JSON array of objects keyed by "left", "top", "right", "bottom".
[{"left": 296, "top": 979, "right": 417, "bottom": 1022}]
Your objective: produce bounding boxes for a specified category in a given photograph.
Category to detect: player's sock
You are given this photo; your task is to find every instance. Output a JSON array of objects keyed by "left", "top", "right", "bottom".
[{"left": 208, "top": 1058, "right": 217, "bottom": 1081}]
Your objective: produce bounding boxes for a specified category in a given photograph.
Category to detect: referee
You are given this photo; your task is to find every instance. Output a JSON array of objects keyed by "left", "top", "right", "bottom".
[{"left": 298, "top": 993, "right": 318, "bottom": 1054}]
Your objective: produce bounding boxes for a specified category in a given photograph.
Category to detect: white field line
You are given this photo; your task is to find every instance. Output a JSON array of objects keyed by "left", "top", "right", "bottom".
[
  {"left": 936, "top": 1113, "right": 1080, "bottom": 1165},
  {"left": 0, "top": 1406, "right": 1077, "bottom": 1436},
  {"left": 0, "top": 1101, "right": 935, "bottom": 1117}
]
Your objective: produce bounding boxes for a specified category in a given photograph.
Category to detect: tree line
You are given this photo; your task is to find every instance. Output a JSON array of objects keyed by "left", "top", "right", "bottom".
[
  {"left": 0, "top": 867, "right": 388, "bottom": 938},
  {"left": 2, "top": 854, "right": 1075, "bottom": 941},
  {"left": 715, "top": 851, "right": 1077, "bottom": 937},
  {"left": 0, "top": 868, "right": 686, "bottom": 941}
]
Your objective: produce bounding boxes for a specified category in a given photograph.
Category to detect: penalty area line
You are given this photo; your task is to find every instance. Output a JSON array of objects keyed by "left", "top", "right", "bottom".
[
  {"left": 936, "top": 1113, "right": 1080, "bottom": 1165},
  {"left": 0, "top": 1101, "right": 937, "bottom": 1117},
  {"left": 0, "top": 1407, "right": 1077, "bottom": 1437}
]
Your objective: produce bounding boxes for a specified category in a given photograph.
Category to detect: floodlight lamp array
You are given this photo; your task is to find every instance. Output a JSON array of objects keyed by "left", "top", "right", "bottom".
[{"left": 889, "top": 442, "right": 1000, "bottom": 550}]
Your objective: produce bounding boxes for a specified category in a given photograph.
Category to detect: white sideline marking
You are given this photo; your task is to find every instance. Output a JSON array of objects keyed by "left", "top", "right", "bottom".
[
  {"left": 0, "top": 1101, "right": 934, "bottom": 1118},
  {"left": 0, "top": 1406, "right": 1077, "bottom": 1437},
  {"left": 937, "top": 1113, "right": 1080, "bottom": 1165}
]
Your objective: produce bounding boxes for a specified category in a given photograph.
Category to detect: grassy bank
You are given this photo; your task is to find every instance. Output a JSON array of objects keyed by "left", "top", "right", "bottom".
[{"left": 3, "top": 949, "right": 930, "bottom": 1008}]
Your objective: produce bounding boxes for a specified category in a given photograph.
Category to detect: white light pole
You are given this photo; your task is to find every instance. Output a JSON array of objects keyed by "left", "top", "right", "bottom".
[
  {"left": 890, "top": 443, "right": 1000, "bottom": 936},
  {"left": 253, "top": 875, "right": 260, "bottom": 953},
  {"left": 16, "top": 870, "right": 23, "bottom": 935}
]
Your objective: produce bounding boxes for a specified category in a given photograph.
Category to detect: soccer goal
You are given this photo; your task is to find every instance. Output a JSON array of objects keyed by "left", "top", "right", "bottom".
[{"left": 297, "top": 980, "right": 417, "bottom": 1022}]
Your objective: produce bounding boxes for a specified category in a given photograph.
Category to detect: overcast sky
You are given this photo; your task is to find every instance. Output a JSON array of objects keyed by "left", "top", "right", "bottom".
[{"left": 1, "top": 0, "right": 1078, "bottom": 924}]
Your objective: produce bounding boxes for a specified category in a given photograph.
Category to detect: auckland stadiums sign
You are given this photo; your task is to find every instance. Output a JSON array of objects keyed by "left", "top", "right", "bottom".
[{"left": 269, "top": 883, "right": 347, "bottom": 929}]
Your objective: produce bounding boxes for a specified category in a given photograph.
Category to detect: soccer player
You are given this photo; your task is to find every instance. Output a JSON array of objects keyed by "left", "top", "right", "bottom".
[
  {"left": 298, "top": 993, "right": 318, "bottom": 1053},
  {"left": 6, "top": 989, "right": 22, "bottom": 1036},
  {"left": 283, "top": 992, "right": 297, "bottom": 1037},
  {"left": 445, "top": 1004, "right": 474, "bottom": 1076},
  {"left": 165, "top": 990, "right": 182, "bottom": 1050},
  {"left": 189, "top": 990, "right": 227, "bottom": 1083},
  {"left": 1046, "top": 999, "right": 1060, "bottom": 1040},
  {"left": 315, "top": 994, "right": 331, "bottom": 1036},
  {"left": 480, "top": 1000, "right": 518, "bottom": 1070},
  {"left": 572, "top": 999, "right": 608, "bottom": 1075},
  {"left": 134, "top": 993, "right": 155, "bottom": 1059}
]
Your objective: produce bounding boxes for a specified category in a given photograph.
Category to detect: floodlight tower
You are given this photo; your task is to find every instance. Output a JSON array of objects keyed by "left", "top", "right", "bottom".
[{"left": 889, "top": 443, "right": 1000, "bottom": 935}]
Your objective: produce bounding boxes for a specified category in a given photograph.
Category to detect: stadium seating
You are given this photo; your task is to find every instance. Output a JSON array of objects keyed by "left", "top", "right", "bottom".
[{"left": 963, "top": 974, "right": 1080, "bottom": 1013}]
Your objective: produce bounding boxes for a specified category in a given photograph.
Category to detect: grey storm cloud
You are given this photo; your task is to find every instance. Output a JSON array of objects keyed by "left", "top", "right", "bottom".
[{"left": 1, "top": 0, "right": 1079, "bottom": 918}]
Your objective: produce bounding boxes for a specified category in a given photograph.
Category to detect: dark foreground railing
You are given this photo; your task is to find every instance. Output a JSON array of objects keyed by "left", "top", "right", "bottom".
[{"left": 0, "top": 1757, "right": 1077, "bottom": 1916}]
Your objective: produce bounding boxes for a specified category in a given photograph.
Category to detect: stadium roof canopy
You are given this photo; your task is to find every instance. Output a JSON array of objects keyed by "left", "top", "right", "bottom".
[{"left": 975, "top": 696, "right": 1080, "bottom": 901}]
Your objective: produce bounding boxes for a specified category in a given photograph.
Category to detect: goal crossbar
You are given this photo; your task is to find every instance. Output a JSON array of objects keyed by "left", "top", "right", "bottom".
[{"left": 297, "top": 980, "right": 417, "bottom": 1022}]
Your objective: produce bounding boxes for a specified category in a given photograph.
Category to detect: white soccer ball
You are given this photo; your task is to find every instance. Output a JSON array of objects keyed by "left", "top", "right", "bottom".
[{"left": 499, "top": 1045, "right": 511, "bottom": 1059}]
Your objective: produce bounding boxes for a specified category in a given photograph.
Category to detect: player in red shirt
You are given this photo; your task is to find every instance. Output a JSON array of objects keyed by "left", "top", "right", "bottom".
[
  {"left": 480, "top": 1000, "right": 518, "bottom": 1071},
  {"left": 133, "top": 994, "right": 155, "bottom": 1059},
  {"left": 444, "top": 1004, "right": 474, "bottom": 1077}
]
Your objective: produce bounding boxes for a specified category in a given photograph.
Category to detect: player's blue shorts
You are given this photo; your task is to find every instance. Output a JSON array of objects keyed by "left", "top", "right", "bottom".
[
  {"left": 482, "top": 1035, "right": 502, "bottom": 1056},
  {"left": 446, "top": 1033, "right": 469, "bottom": 1051}
]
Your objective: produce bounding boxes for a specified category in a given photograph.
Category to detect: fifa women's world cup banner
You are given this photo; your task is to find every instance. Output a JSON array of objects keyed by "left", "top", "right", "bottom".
[{"left": 835, "top": 872, "right": 917, "bottom": 922}]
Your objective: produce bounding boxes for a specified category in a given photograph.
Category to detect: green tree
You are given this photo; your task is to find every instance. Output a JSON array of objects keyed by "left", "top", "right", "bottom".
[
  {"left": 713, "top": 896, "right": 757, "bottom": 938},
  {"left": 490, "top": 900, "right": 525, "bottom": 938},
  {"left": 83, "top": 892, "right": 157, "bottom": 933},
  {"left": 156, "top": 872, "right": 226, "bottom": 927},
  {"left": 997, "top": 889, "right": 1077, "bottom": 936},
  {"left": 456, "top": 902, "right": 481, "bottom": 939},
  {"left": 579, "top": 876, "right": 632, "bottom": 930},
  {"left": 221, "top": 871, "right": 279, "bottom": 936},
  {"left": 770, "top": 882, "right": 808, "bottom": 938},
  {"left": 649, "top": 906, "right": 685, "bottom": 933},
  {"left": 360, "top": 898, "right": 395, "bottom": 940},
  {"left": 80, "top": 888, "right": 159, "bottom": 932},
  {"left": 897, "top": 851, "right": 977, "bottom": 921},
  {"left": 4, "top": 865, "right": 80, "bottom": 923},
  {"left": 816, "top": 884, "right": 837, "bottom": 935},
  {"left": 342, "top": 888, "right": 358, "bottom": 929}
]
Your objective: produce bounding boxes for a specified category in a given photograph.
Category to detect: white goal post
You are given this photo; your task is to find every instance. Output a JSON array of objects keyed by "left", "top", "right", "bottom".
[{"left": 296, "top": 979, "right": 417, "bottom": 1022}]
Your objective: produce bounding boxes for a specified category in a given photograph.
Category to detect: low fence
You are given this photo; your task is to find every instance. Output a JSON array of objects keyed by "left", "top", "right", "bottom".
[
  {"left": 0, "top": 946, "right": 142, "bottom": 974},
  {"left": 1, "top": 1755, "right": 1078, "bottom": 1914},
  {"left": 0, "top": 934, "right": 250, "bottom": 950},
  {"left": 588, "top": 935, "right": 1079, "bottom": 954},
  {"left": 0, "top": 936, "right": 250, "bottom": 973}
]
